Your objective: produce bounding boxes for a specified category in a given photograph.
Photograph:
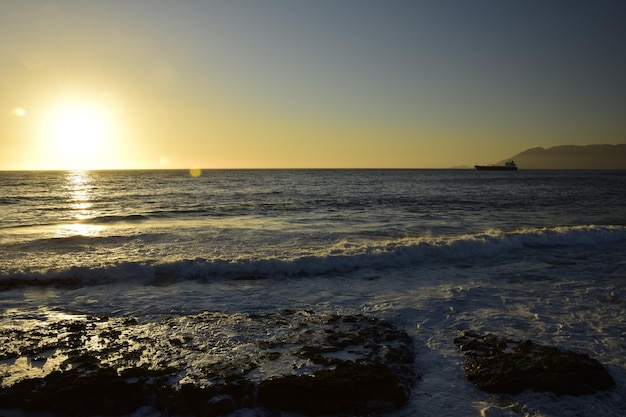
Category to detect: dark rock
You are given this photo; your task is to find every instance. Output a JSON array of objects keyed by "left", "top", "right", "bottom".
[
  {"left": 258, "top": 361, "right": 409, "bottom": 415},
  {"left": 160, "top": 383, "right": 219, "bottom": 416},
  {"left": 207, "top": 394, "right": 236, "bottom": 416},
  {"left": 1, "top": 368, "right": 146, "bottom": 416},
  {"left": 454, "top": 331, "right": 616, "bottom": 395},
  {"left": 0, "top": 311, "right": 416, "bottom": 416}
]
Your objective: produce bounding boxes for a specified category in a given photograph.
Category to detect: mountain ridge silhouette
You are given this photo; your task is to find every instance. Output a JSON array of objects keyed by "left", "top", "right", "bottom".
[{"left": 497, "top": 144, "right": 626, "bottom": 169}]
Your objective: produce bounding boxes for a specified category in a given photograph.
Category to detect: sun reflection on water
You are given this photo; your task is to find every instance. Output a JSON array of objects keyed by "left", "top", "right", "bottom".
[
  {"left": 55, "top": 171, "right": 103, "bottom": 237},
  {"left": 55, "top": 222, "right": 104, "bottom": 237},
  {"left": 65, "top": 170, "right": 94, "bottom": 219}
]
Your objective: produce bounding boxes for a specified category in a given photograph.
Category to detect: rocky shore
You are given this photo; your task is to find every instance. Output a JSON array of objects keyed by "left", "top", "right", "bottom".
[
  {"left": 0, "top": 311, "right": 617, "bottom": 416},
  {"left": 454, "top": 331, "right": 616, "bottom": 396},
  {"left": 0, "top": 310, "right": 416, "bottom": 416}
]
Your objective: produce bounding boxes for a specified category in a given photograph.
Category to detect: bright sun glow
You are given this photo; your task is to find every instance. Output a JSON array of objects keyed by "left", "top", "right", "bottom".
[{"left": 40, "top": 97, "right": 121, "bottom": 170}]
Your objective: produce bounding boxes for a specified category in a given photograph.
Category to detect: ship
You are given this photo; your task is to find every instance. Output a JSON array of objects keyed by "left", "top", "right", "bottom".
[{"left": 474, "top": 160, "right": 518, "bottom": 171}]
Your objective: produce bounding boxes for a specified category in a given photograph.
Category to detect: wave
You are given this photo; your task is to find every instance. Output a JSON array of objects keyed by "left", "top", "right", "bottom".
[
  {"left": 0, "top": 197, "right": 22, "bottom": 205},
  {"left": 81, "top": 214, "right": 150, "bottom": 224},
  {"left": 1, "top": 225, "right": 624, "bottom": 289},
  {"left": 0, "top": 214, "right": 151, "bottom": 231}
]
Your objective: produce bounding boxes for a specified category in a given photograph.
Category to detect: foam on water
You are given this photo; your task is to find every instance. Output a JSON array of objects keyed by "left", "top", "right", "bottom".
[{"left": 1, "top": 224, "right": 624, "bottom": 286}]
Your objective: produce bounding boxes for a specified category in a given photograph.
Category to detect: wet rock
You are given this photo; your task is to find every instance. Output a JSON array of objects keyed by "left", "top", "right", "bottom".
[
  {"left": 207, "top": 394, "right": 237, "bottom": 416},
  {"left": 258, "top": 361, "right": 409, "bottom": 415},
  {"left": 0, "top": 368, "right": 146, "bottom": 416},
  {"left": 159, "top": 384, "right": 220, "bottom": 417},
  {"left": 454, "top": 331, "right": 615, "bottom": 395},
  {"left": 0, "top": 311, "right": 416, "bottom": 416}
]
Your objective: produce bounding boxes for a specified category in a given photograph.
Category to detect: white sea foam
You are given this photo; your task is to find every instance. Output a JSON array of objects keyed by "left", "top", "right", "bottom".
[{"left": 1, "top": 225, "right": 623, "bottom": 286}]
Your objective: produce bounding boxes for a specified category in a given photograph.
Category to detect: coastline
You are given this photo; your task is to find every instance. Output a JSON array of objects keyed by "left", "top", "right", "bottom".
[{"left": 0, "top": 309, "right": 619, "bottom": 417}]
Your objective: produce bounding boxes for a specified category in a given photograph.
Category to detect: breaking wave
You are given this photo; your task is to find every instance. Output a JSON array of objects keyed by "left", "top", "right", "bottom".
[{"left": 1, "top": 225, "right": 624, "bottom": 289}]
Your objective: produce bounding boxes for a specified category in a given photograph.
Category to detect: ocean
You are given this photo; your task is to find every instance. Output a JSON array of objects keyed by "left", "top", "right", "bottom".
[{"left": 1, "top": 169, "right": 625, "bottom": 416}]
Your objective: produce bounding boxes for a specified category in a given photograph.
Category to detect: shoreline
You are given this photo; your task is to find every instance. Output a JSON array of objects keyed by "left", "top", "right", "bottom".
[{"left": 0, "top": 310, "right": 619, "bottom": 417}]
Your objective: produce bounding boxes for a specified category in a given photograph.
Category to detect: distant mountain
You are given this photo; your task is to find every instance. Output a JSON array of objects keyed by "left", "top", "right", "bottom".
[{"left": 498, "top": 144, "right": 626, "bottom": 169}]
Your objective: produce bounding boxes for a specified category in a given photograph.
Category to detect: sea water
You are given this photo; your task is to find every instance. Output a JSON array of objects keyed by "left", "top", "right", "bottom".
[{"left": 1, "top": 169, "right": 625, "bottom": 416}]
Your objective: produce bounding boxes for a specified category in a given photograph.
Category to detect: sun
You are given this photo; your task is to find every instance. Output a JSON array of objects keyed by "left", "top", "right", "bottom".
[
  {"left": 40, "top": 97, "right": 119, "bottom": 170},
  {"left": 51, "top": 102, "right": 107, "bottom": 148}
]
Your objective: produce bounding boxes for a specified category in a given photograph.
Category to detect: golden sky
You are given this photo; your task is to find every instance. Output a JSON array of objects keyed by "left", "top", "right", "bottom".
[{"left": 1, "top": 1, "right": 625, "bottom": 170}]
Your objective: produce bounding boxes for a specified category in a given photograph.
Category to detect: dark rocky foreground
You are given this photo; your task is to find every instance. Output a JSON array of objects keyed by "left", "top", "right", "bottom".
[
  {"left": 0, "top": 313, "right": 618, "bottom": 417},
  {"left": 0, "top": 311, "right": 416, "bottom": 416},
  {"left": 454, "top": 331, "right": 616, "bottom": 396}
]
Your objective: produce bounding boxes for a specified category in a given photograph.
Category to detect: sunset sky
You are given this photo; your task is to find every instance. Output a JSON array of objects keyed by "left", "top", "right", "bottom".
[{"left": 1, "top": 0, "right": 625, "bottom": 170}]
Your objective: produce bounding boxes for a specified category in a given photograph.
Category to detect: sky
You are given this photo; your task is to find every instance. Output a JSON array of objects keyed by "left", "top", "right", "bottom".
[{"left": 1, "top": 0, "right": 625, "bottom": 170}]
